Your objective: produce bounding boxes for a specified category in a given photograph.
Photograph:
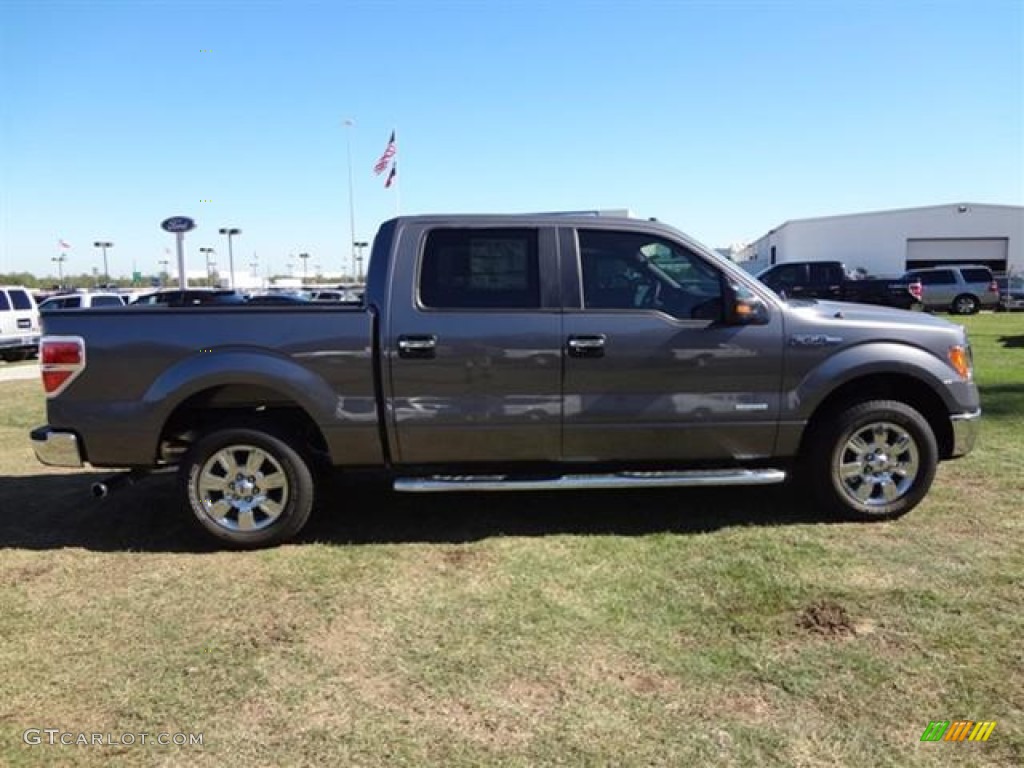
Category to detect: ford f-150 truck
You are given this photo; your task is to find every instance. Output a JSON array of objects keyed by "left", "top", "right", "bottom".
[
  {"left": 755, "top": 261, "right": 923, "bottom": 310},
  {"left": 31, "top": 215, "right": 981, "bottom": 547}
]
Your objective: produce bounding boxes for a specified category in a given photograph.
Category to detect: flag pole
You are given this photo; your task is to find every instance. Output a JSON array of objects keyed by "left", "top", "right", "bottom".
[
  {"left": 394, "top": 126, "right": 400, "bottom": 216},
  {"left": 344, "top": 118, "right": 358, "bottom": 281}
]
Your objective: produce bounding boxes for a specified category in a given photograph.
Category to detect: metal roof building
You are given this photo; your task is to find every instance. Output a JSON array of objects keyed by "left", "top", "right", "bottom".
[{"left": 737, "top": 203, "right": 1023, "bottom": 277}]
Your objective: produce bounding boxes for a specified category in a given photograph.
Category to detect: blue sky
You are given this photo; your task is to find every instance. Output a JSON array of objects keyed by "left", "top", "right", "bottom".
[{"left": 1, "top": 0, "right": 1021, "bottom": 279}]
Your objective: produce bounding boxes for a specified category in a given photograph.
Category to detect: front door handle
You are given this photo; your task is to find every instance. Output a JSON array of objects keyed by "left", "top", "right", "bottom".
[
  {"left": 568, "top": 334, "right": 606, "bottom": 358},
  {"left": 398, "top": 335, "right": 438, "bottom": 359}
]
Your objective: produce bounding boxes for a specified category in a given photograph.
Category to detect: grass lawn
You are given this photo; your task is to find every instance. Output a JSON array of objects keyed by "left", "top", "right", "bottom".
[{"left": 0, "top": 313, "right": 1021, "bottom": 767}]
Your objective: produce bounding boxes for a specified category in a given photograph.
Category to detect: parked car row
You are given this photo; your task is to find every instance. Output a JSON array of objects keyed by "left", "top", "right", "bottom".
[
  {"left": 2, "top": 285, "right": 368, "bottom": 364},
  {"left": 753, "top": 262, "right": 1011, "bottom": 316}
]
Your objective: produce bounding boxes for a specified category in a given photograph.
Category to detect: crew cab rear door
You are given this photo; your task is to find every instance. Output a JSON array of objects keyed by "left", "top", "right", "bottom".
[
  {"left": 561, "top": 227, "right": 785, "bottom": 462},
  {"left": 385, "top": 222, "right": 563, "bottom": 464}
]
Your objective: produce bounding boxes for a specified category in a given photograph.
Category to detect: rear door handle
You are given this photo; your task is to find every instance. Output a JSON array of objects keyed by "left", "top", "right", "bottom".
[
  {"left": 567, "top": 334, "right": 606, "bottom": 358},
  {"left": 397, "top": 335, "right": 438, "bottom": 359}
]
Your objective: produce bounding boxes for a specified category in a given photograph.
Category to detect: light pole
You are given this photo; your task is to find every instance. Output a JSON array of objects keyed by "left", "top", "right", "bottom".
[
  {"left": 344, "top": 118, "right": 357, "bottom": 280},
  {"left": 158, "top": 259, "right": 169, "bottom": 286},
  {"left": 199, "top": 247, "right": 216, "bottom": 285},
  {"left": 354, "top": 240, "right": 368, "bottom": 282},
  {"left": 51, "top": 255, "right": 67, "bottom": 287},
  {"left": 218, "top": 227, "right": 241, "bottom": 289},
  {"left": 299, "top": 252, "right": 310, "bottom": 283},
  {"left": 93, "top": 241, "right": 113, "bottom": 283}
]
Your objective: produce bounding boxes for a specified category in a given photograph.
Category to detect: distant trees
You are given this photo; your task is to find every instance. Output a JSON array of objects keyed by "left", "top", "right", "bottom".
[{"left": 0, "top": 272, "right": 153, "bottom": 290}]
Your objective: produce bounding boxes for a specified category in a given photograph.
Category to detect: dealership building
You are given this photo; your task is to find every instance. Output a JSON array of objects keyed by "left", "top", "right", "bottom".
[{"left": 736, "top": 202, "right": 1023, "bottom": 277}]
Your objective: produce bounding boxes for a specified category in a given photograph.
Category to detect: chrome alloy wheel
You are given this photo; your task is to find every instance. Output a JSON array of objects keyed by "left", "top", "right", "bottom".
[
  {"left": 196, "top": 444, "right": 289, "bottom": 532},
  {"left": 834, "top": 421, "right": 920, "bottom": 509}
]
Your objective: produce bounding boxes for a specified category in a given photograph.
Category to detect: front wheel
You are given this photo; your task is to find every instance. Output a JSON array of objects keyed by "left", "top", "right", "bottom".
[
  {"left": 180, "top": 427, "right": 315, "bottom": 548},
  {"left": 806, "top": 400, "right": 938, "bottom": 521}
]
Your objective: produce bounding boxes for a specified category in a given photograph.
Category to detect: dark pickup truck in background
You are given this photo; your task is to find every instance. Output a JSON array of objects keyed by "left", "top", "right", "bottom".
[
  {"left": 31, "top": 215, "right": 980, "bottom": 547},
  {"left": 755, "top": 260, "right": 923, "bottom": 310}
]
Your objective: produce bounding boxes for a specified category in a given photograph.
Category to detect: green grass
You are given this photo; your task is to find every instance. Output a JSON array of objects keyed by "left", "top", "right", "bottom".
[{"left": 0, "top": 314, "right": 1022, "bottom": 766}]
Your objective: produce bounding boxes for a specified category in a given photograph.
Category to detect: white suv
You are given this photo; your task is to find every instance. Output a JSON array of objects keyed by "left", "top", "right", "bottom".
[
  {"left": 0, "top": 286, "right": 41, "bottom": 362},
  {"left": 38, "top": 292, "right": 128, "bottom": 310}
]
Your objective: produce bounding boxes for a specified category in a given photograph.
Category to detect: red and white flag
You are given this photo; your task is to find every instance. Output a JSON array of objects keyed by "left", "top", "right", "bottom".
[
  {"left": 58, "top": 239, "right": 71, "bottom": 250},
  {"left": 373, "top": 130, "right": 397, "bottom": 175},
  {"left": 385, "top": 162, "right": 397, "bottom": 189}
]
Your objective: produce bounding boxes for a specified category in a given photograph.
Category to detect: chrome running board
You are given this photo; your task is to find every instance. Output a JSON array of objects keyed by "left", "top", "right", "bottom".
[{"left": 394, "top": 469, "right": 786, "bottom": 493}]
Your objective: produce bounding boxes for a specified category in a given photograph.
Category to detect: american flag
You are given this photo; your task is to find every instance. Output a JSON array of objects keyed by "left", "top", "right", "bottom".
[
  {"left": 58, "top": 239, "right": 71, "bottom": 249},
  {"left": 373, "top": 130, "right": 397, "bottom": 175},
  {"left": 385, "top": 162, "right": 397, "bottom": 189}
]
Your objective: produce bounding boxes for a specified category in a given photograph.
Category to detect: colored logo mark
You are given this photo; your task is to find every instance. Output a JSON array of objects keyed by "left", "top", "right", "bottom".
[{"left": 920, "top": 720, "right": 996, "bottom": 742}]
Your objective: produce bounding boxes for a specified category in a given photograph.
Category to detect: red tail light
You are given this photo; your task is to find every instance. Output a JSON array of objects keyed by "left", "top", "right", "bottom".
[
  {"left": 40, "top": 336, "right": 86, "bottom": 397},
  {"left": 989, "top": 280, "right": 999, "bottom": 295},
  {"left": 909, "top": 280, "right": 923, "bottom": 300}
]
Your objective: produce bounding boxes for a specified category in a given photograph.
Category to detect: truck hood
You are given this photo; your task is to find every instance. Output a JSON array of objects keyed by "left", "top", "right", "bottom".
[{"left": 784, "top": 299, "right": 963, "bottom": 335}]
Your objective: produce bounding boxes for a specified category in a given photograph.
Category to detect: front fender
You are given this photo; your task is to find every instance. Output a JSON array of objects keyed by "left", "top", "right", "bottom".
[{"left": 786, "top": 341, "right": 974, "bottom": 420}]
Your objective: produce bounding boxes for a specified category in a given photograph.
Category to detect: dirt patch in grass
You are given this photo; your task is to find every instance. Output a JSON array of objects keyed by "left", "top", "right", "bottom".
[{"left": 796, "top": 600, "right": 857, "bottom": 638}]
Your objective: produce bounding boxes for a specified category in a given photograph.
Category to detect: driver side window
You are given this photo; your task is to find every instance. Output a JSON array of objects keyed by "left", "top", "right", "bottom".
[{"left": 577, "top": 229, "right": 723, "bottom": 320}]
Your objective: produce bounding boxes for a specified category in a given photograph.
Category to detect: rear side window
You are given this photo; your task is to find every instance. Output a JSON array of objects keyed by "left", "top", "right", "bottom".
[
  {"left": 809, "top": 263, "right": 839, "bottom": 283},
  {"left": 63, "top": 296, "right": 82, "bottom": 308},
  {"left": 8, "top": 290, "right": 32, "bottom": 309},
  {"left": 961, "top": 268, "right": 993, "bottom": 283},
  {"left": 917, "top": 271, "right": 956, "bottom": 285},
  {"left": 92, "top": 296, "right": 123, "bottom": 307},
  {"left": 0, "top": 292, "right": 9, "bottom": 311},
  {"left": 420, "top": 228, "right": 540, "bottom": 309}
]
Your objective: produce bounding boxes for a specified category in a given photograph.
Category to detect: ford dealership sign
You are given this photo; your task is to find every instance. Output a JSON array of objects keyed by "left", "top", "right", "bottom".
[{"left": 161, "top": 216, "right": 196, "bottom": 233}]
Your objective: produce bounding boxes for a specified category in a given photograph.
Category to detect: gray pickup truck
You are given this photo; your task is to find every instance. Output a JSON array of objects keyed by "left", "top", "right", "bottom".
[{"left": 31, "top": 214, "right": 981, "bottom": 547}]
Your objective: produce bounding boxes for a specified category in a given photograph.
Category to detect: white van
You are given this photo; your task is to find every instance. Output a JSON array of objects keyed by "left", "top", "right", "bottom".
[{"left": 0, "top": 286, "right": 40, "bottom": 362}]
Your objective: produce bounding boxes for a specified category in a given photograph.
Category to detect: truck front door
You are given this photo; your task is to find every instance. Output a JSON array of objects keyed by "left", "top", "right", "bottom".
[{"left": 561, "top": 227, "right": 785, "bottom": 462}]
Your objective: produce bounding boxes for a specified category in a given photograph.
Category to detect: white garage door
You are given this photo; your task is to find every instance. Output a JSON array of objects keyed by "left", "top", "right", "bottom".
[{"left": 906, "top": 238, "right": 1008, "bottom": 271}]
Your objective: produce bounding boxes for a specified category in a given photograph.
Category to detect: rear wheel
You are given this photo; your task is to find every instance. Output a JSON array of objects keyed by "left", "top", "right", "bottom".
[
  {"left": 180, "top": 427, "right": 315, "bottom": 548},
  {"left": 951, "top": 294, "right": 979, "bottom": 315},
  {"left": 806, "top": 400, "right": 938, "bottom": 521}
]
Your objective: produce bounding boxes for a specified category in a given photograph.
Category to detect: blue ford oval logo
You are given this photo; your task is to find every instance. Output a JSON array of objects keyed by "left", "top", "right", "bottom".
[{"left": 161, "top": 216, "right": 196, "bottom": 233}]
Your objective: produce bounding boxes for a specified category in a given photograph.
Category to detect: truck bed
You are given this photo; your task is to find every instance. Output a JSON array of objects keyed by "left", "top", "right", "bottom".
[{"left": 41, "top": 305, "right": 383, "bottom": 467}]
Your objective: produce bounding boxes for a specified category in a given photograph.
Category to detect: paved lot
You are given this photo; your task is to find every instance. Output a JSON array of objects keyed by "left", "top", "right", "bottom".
[{"left": 0, "top": 364, "right": 39, "bottom": 383}]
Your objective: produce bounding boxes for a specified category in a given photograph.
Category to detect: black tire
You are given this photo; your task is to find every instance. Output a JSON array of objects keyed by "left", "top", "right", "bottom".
[
  {"left": 180, "top": 427, "right": 315, "bottom": 548},
  {"left": 805, "top": 400, "right": 938, "bottom": 521},
  {"left": 951, "top": 294, "right": 979, "bottom": 315}
]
